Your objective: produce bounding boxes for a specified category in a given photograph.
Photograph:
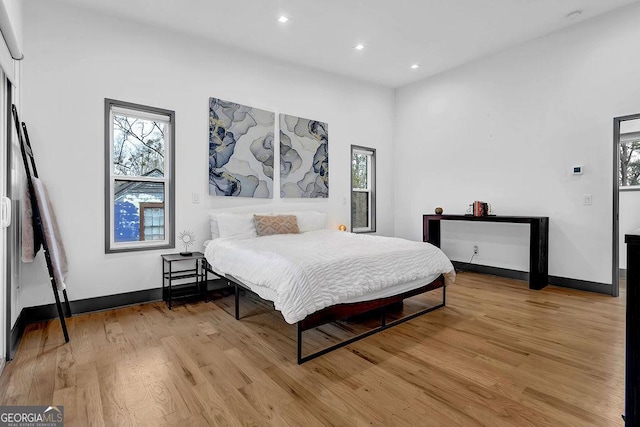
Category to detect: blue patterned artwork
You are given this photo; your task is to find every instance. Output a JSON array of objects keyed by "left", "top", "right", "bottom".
[
  {"left": 209, "top": 98, "right": 275, "bottom": 198},
  {"left": 280, "top": 114, "right": 328, "bottom": 198}
]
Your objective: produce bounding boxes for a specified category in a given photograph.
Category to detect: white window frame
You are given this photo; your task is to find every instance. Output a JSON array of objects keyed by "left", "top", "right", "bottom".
[
  {"left": 105, "top": 99, "right": 175, "bottom": 253},
  {"left": 351, "top": 145, "right": 376, "bottom": 233}
]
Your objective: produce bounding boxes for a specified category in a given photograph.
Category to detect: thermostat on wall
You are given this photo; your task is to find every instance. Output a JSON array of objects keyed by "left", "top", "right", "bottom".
[{"left": 572, "top": 165, "right": 583, "bottom": 175}]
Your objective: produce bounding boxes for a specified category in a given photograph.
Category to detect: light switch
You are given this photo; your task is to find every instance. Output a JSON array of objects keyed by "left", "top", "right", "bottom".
[
  {"left": 583, "top": 194, "right": 592, "bottom": 205},
  {"left": 192, "top": 193, "right": 200, "bottom": 204}
]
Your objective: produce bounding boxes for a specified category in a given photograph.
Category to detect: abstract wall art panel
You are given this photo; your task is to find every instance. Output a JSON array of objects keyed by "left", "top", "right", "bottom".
[
  {"left": 279, "top": 114, "right": 328, "bottom": 198},
  {"left": 209, "top": 98, "right": 275, "bottom": 198}
]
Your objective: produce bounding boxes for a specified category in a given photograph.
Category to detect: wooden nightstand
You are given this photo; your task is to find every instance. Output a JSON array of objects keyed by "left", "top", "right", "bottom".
[{"left": 161, "top": 252, "right": 208, "bottom": 309}]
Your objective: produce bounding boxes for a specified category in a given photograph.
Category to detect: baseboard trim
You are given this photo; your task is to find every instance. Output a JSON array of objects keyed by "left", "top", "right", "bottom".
[
  {"left": 8, "top": 309, "right": 28, "bottom": 360},
  {"left": 547, "top": 275, "right": 612, "bottom": 294},
  {"left": 452, "top": 261, "right": 611, "bottom": 295},
  {"left": 452, "top": 261, "right": 528, "bottom": 281},
  {"left": 21, "top": 279, "right": 230, "bottom": 324},
  {"left": 22, "top": 288, "right": 162, "bottom": 323}
]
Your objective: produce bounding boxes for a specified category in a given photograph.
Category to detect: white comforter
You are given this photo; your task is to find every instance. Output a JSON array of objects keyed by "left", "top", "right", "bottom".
[{"left": 204, "top": 230, "right": 455, "bottom": 324}]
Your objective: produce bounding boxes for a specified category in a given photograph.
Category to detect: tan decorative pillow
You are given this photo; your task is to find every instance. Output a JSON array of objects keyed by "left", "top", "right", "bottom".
[{"left": 253, "top": 215, "right": 300, "bottom": 237}]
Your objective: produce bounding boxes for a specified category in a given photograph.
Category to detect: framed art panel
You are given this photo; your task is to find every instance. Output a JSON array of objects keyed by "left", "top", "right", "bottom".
[
  {"left": 209, "top": 98, "right": 275, "bottom": 198},
  {"left": 280, "top": 114, "right": 328, "bottom": 198}
]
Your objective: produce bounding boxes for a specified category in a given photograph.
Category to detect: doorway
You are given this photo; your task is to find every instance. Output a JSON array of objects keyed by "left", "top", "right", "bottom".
[{"left": 613, "top": 113, "right": 640, "bottom": 298}]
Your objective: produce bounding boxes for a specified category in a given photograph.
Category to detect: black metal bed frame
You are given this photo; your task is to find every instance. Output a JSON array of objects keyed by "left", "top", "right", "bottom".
[
  {"left": 225, "top": 274, "right": 446, "bottom": 364},
  {"left": 11, "top": 105, "right": 71, "bottom": 343}
]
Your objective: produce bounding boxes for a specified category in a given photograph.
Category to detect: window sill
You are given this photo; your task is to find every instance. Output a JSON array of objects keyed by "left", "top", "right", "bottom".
[
  {"left": 352, "top": 228, "right": 376, "bottom": 234},
  {"left": 106, "top": 242, "right": 174, "bottom": 254}
]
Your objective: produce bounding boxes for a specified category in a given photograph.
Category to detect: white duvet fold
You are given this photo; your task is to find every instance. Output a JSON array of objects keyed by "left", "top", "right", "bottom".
[{"left": 205, "top": 230, "right": 455, "bottom": 324}]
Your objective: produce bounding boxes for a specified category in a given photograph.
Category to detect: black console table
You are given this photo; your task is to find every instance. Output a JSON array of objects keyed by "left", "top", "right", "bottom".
[
  {"left": 624, "top": 229, "right": 640, "bottom": 425},
  {"left": 423, "top": 214, "right": 549, "bottom": 290}
]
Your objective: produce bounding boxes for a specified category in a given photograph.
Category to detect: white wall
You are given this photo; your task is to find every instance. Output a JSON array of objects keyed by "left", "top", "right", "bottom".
[
  {"left": 19, "top": 0, "right": 394, "bottom": 308},
  {"left": 394, "top": 3, "right": 640, "bottom": 285}
]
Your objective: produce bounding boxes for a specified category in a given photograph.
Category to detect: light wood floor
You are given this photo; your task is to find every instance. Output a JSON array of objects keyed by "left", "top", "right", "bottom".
[{"left": 0, "top": 272, "right": 625, "bottom": 426}]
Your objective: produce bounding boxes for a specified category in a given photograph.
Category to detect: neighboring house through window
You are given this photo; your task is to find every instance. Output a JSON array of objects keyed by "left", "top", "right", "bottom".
[
  {"left": 105, "top": 99, "right": 175, "bottom": 252},
  {"left": 351, "top": 145, "right": 376, "bottom": 233}
]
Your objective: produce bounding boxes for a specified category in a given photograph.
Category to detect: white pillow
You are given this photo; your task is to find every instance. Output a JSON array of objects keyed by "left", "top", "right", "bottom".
[
  {"left": 209, "top": 213, "right": 221, "bottom": 240},
  {"left": 293, "top": 211, "right": 327, "bottom": 233},
  {"left": 216, "top": 213, "right": 257, "bottom": 239}
]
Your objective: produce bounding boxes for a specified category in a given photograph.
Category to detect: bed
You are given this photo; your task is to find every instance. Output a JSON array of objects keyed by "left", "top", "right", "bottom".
[{"left": 203, "top": 211, "right": 456, "bottom": 364}]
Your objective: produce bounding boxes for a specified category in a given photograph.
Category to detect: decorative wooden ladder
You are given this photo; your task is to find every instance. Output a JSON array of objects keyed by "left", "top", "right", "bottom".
[{"left": 11, "top": 104, "right": 71, "bottom": 342}]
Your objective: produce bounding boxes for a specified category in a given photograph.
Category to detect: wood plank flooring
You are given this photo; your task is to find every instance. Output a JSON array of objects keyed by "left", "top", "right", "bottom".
[{"left": 0, "top": 272, "right": 625, "bottom": 426}]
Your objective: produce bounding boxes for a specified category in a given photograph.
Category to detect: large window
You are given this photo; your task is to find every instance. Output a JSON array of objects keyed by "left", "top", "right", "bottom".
[
  {"left": 105, "top": 99, "right": 175, "bottom": 252},
  {"left": 351, "top": 145, "right": 376, "bottom": 233}
]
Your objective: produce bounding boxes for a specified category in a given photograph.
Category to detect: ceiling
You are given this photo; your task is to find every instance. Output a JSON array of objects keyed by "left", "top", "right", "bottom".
[{"left": 55, "top": 0, "right": 640, "bottom": 88}]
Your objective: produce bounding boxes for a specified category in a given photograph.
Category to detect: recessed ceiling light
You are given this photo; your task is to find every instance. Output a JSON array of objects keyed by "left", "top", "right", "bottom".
[
  {"left": 410, "top": 64, "right": 420, "bottom": 69},
  {"left": 354, "top": 44, "right": 365, "bottom": 50},
  {"left": 278, "top": 16, "right": 289, "bottom": 23}
]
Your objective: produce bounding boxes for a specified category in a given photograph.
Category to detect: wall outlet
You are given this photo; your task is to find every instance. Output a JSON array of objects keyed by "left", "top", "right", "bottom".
[{"left": 473, "top": 245, "right": 479, "bottom": 256}]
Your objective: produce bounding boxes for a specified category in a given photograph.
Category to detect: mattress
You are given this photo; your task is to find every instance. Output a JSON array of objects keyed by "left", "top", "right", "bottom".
[{"left": 204, "top": 230, "right": 455, "bottom": 324}]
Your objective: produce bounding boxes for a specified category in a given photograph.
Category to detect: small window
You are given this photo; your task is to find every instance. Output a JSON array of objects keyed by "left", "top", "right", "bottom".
[
  {"left": 105, "top": 99, "right": 175, "bottom": 252},
  {"left": 620, "top": 131, "right": 640, "bottom": 190},
  {"left": 351, "top": 145, "right": 376, "bottom": 233}
]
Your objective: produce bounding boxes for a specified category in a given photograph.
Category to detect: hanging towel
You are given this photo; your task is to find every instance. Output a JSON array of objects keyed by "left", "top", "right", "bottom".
[
  {"left": 32, "top": 177, "right": 68, "bottom": 291},
  {"left": 22, "top": 184, "right": 42, "bottom": 262}
]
